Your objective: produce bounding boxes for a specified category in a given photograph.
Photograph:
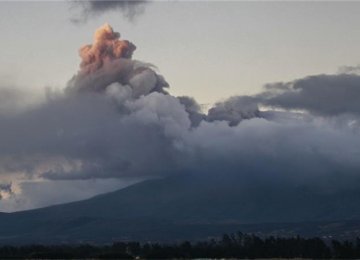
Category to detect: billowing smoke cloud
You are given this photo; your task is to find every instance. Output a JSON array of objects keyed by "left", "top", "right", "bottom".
[
  {"left": 66, "top": 24, "right": 168, "bottom": 97},
  {"left": 257, "top": 74, "right": 360, "bottom": 116},
  {"left": 0, "top": 87, "right": 44, "bottom": 116},
  {"left": 71, "top": 0, "right": 148, "bottom": 23},
  {"left": 79, "top": 23, "right": 136, "bottom": 72},
  {"left": 2, "top": 24, "right": 360, "bottom": 211},
  {"left": 0, "top": 24, "right": 179, "bottom": 186},
  {"left": 177, "top": 96, "right": 205, "bottom": 127},
  {"left": 207, "top": 96, "right": 261, "bottom": 126}
]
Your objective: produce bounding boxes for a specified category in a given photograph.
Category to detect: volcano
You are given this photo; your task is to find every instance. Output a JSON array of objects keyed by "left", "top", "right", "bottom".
[{"left": 1, "top": 172, "right": 360, "bottom": 244}]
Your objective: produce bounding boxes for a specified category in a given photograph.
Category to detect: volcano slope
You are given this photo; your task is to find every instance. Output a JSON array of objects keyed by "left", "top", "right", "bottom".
[{"left": 1, "top": 172, "right": 360, "bottom": 244}]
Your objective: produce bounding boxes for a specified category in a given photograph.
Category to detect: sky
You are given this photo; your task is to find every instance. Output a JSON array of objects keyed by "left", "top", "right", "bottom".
[
  {"left": 2, "top": 1, "right": 360, "bottom": 212},
  {"left": 2, "top": 1, "right": 360, "bottom": 104}
]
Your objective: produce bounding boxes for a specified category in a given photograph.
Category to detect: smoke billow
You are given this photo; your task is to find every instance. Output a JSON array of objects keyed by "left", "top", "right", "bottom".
[
  {"left": 177, "top": 96, "right": 205, "bottom": 127},
  {"left": 71, "top": 0, "right": 148, "bottom": 23},
  {"left": 80, "top": 23, "right": 136, "bottom": 73},
  {"left": 207, "top": 96, "right": 261, "bottom": 126},
  {"left": 66, "top": 24, "right": 168, "bottom": 98},
  {"left": 2, "top": 24, "right": 360, "bottom": 211},
  {"left": 256, "top": 74, "right": 360, "bottom": 116}
]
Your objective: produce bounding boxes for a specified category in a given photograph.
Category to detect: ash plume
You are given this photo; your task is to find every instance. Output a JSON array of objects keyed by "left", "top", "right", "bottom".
[
  {"left": 257, "top": 74, "right": 360, "bottom": 116},
  {"left": 207, "top": 96, "right": 261, "bottom": 126},
  {"left": 66, "top": 23, "right": 168, "bottom": 97},
  {"left": 79, "top": 23, "right": 136, "bottom": 73},
  {"left": 2, "top": 24, "right": 360, "bottom": 211},
  {"left": 178, "top": 96, "right": 205, "bottom": 127}
]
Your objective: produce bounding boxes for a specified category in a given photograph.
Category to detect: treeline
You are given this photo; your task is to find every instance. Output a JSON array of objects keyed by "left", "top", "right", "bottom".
[{"left": 1, "top": 232, "right": 360, "bottom": 258}]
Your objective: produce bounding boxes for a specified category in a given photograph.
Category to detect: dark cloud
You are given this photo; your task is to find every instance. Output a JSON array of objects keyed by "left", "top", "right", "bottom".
[
  {"left": 258, "top": 74, "right": 360, "bottom": 116},
  {"left": 177, "top": 96, "right": 205, "bottom": 127},
  {"left": 71, "top": 0, "right": 149, "bottom": 23},
  {"left": 207, "top": 96, "right": 261, "bottom": 126},
  {"left": 0, "top": 92, "right": 187, "bottom": 180},
  {"left": 0, "top": 87, "right": 42, "bottom": 116}
]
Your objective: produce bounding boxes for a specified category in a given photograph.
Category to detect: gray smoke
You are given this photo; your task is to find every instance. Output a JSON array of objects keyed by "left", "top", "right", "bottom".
[
  {"left": 66, "top": 24, "right": 168, "bottom": 97},
  {"left": 207, "top": 96, "right": 261, "bottom": 126},
  {"left": 71, "top": 0, "right": 149, "bottom": 23},
  {"left": 257, "top": 73, "right": 360, "bottom": 116},
  {"left": 177, "top": 96, "right": 205, "bottom": 127}
]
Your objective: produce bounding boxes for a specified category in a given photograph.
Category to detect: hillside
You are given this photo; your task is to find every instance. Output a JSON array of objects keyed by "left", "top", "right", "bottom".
[{"left": 1, "top": 173, "right": 360, "bottom": 244}]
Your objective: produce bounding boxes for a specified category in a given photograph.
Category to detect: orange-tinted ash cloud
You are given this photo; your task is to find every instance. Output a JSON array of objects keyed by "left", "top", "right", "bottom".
[
  {"left": 66, "top": 23, "right": 168, "bottom": 97},
  {"left": 79, "top": 23, "right": 136, "bottom": 74}
]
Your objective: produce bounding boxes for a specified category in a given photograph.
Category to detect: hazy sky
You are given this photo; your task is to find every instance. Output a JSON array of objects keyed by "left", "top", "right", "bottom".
[{"left": 2, "top": 1, "right": 360, "bottom": 104}]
